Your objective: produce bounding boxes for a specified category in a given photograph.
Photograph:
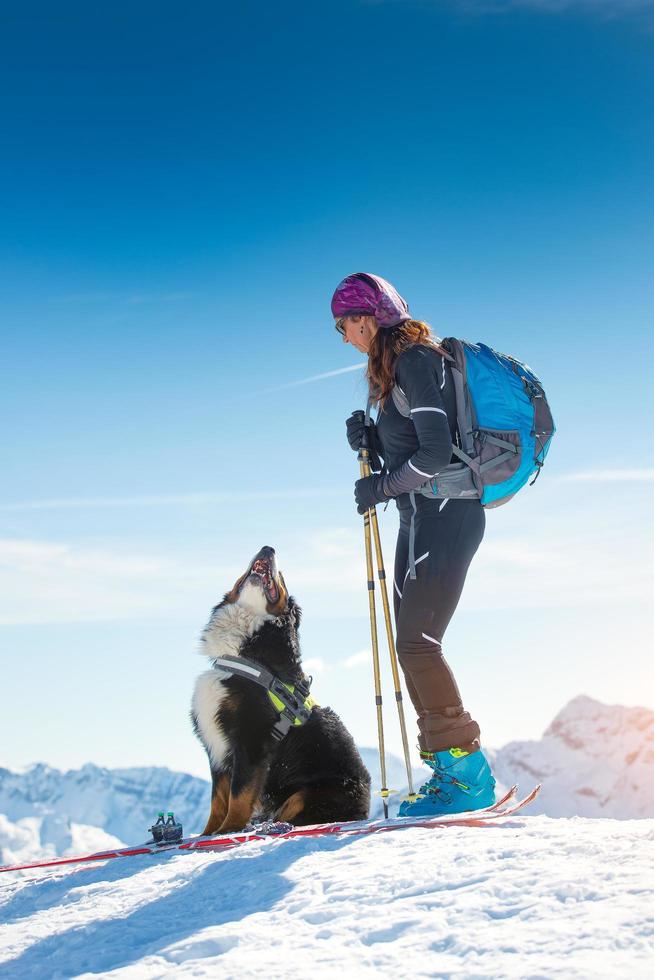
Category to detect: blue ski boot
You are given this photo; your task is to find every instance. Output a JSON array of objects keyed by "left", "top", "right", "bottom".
[{"left": 398, "top": 746, "right": 496, "bottom": 817}]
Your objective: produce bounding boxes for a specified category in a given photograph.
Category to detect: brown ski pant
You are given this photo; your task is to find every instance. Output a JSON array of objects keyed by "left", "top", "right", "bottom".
[{"left": 392, "top": 495, "right": 485, "bottom": 753}]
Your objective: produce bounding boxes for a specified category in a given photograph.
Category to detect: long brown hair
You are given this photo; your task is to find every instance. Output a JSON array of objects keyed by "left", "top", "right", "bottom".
[{"left": 367, "top": 320, "right": 448, "bottom": 407}]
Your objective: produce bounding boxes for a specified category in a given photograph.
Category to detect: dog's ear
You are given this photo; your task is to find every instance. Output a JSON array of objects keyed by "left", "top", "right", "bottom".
[{"left": 287, "top": 596, "right": 301, "bottom": 629}]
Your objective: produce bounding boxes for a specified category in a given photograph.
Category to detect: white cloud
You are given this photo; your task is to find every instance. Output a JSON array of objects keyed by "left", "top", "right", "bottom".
[
  {"left": 365, "top": 0, "right": 654, "bottom": 22},
  {"left": 281, "top": 529, "right": 368, "bottom": 596},
  {"left": 0, "top": 537, "right": 224, "bottom": 626},
  {"left": 463, "top": 520, "right": 653, "bottom": 612},
  {"left": 374, "top": 0, "right": 654, "bottom": 11},
  {"left": 0, "top": 539, "right": 162, "bottom": 577},
  {"left": 343, "top": 649, "right": 372, "bottom": 669},
  {"left": 125, "top": 292, "right": 193, "bottom": 304},
  {"left": 51, "top": 291, "right": 195, "bottom": 305},
  {"left": 556, "top": 469, "right": 654, "bottom": 483},
  {"left": 0, "top": 488, "right": 341, "bottom": 512},
  {"left": 4, "top": 469, "right": 649, "bottom": 515},
  {"left": 488, "top": 0, "right": 653, "bottom": 9},
  {"left": 0, "top": 526, "right": 368, "bottom": 626},
  {"left": 1, "top": 478, "right": 650, "bottom": 627}
]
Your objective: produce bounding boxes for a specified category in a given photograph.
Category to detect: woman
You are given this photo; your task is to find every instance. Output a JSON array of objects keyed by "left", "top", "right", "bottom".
[{"left": 331, "top": 271, "right": 496, "bottom": 816}]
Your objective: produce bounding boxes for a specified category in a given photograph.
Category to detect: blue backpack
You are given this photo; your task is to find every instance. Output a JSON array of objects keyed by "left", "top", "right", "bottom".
[{"left": 392, "top": 338, "right": 555, "bottom": 508}]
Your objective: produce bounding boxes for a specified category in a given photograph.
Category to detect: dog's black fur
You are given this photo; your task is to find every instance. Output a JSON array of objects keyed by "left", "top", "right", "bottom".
[{"left": 191, "top": 547, "right": 371, "bottom": 835}]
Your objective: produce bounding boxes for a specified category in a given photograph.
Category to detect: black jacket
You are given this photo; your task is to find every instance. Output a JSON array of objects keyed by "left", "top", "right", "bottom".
[{"left": 376, "top": 344, "right": 458, "bottom": 499}]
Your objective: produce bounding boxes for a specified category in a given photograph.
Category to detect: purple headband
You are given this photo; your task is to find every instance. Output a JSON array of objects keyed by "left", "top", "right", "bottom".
[{"left": 331, "top": 272, "right": 411, "bottom": 328}]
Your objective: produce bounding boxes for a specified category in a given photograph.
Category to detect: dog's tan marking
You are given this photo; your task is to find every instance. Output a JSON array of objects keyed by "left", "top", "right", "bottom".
[
  {"left": 274, "top": 790, "right": 307, "bottom": 823},
  {"left": 217, "top": 776, "right": 265, "bottom": 833},
  {"left": 202, "top": 772, "right": 230, "bottom": 836},
  {"left": 266, "top": 578, "right": 289, "bottom": 616},
  {"left": 223, "top": 573, "right": 246, "bottom": 605}
]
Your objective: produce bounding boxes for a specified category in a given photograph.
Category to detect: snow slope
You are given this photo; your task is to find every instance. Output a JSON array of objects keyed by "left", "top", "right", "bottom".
[{"left": 0, "top": 814, "right": 652, "bottom": 979}]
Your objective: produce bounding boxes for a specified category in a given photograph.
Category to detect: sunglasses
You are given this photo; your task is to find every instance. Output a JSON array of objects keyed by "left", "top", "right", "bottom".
[{"left": 334, "top": 316, "right": 347, "bottom": 336}]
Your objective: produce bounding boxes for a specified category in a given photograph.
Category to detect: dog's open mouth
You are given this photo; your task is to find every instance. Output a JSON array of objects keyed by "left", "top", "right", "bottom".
[{"left": 242, "top": 555, "right": 279, "bottom": 603}]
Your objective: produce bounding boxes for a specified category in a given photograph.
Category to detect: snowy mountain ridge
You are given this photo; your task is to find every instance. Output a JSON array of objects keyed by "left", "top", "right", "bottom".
[
  {"left": 0, "top": 763, "right": 210, "bottom": 869},
  {"left": 1, "top": 695, "right": 652, "bottom": 868},
  {"left": 489, "top": 694, "right": 654, "bottom": 819}
]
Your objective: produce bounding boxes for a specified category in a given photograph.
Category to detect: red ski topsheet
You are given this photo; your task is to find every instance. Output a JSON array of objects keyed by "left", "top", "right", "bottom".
[{"left": 0, "top": 785, "right": 539, "bottom": 875}]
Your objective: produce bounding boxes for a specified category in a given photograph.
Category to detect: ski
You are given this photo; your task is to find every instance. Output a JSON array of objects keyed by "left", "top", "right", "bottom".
[
  {"left": 0, "top": 784, "right": 538, "bottom": 875},
  {"left": 185, "top": 784, "right": 539, "bottom": 854}
]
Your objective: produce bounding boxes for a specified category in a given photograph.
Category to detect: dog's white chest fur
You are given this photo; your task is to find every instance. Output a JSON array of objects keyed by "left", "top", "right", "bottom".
[
  {"left": 192, "top": 670, "right": 231, "bottom": 768},
  {"left": 193, "top": 586, "right": 274, "bottom": 769}
]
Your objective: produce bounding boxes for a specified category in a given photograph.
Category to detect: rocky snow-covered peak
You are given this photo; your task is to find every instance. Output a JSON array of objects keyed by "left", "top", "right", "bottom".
[{"left": 490, "top": 695, "right": 654, "bottom": 818}]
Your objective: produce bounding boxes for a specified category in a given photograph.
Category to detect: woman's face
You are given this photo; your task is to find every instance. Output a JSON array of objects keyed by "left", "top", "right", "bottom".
[{"left": 337, "top": 315, "right": 378, "bottom": 354}]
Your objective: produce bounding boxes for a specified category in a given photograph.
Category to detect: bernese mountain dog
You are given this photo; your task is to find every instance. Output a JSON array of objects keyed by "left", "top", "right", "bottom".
[{"left": 191, "top": 545, "right": 371, "bottom": 835}]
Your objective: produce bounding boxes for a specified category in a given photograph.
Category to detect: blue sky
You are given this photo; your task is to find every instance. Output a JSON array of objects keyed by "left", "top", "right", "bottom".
[{"left": 1, "top": 0, "right": 653, "bottom": 778}]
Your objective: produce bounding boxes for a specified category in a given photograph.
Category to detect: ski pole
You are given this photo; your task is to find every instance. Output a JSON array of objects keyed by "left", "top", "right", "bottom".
[
  {"left": 360, "top": 430, "right": 415, "bottom": 800},
  {"left": 357, "top": 437, "right": 390, "bottom": 819}
]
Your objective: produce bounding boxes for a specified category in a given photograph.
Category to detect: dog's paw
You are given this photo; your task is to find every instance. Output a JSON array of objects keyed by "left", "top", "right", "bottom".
[{"left": 244, "top": 820, "right": 294, "bottom": 835}]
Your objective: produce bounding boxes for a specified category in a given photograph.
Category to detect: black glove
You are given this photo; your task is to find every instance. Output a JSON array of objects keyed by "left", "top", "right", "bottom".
[
  {"left": 346, "top": 411, "right": 383, "bottom": 472},
  {"left": 354, "top": 475, "right": 388, "bottom": 515}
]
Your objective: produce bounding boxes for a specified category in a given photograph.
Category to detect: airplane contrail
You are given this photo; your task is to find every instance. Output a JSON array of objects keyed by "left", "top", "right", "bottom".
[{"left": 268, "top": 363, "right": 366, "bottom": 392}]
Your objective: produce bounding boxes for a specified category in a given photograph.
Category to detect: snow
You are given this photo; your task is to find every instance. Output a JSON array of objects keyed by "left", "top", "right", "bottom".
[
  {"left": 1, "top": 815, "right": 652, "bottom": 979},
  {"left": 3, "top": 695, "right": 652, "bottom": 871},
  {"left": 1, "top": 697, "right": 653, "bottom": 977}
]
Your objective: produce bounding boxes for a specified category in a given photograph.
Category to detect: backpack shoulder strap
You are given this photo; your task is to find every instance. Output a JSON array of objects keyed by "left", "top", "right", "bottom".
[
  {"left": 391, "top": 384, "right": 411, "bottom": 418},
  {"left": 391, "top": 341, "right": 478, "bottom": 470},
  {"left": 441, "top": 338, "right": 476, "bottom": 461}
]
